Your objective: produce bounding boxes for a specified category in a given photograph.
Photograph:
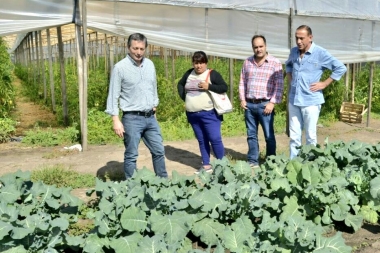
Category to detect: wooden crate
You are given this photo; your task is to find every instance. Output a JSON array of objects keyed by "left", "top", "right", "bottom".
[{"left": 339, "top": 102, "right": 367, "bottom": 123}]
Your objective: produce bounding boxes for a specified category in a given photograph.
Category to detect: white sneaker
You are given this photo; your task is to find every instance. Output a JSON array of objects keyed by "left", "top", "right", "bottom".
[
  {"left": 249, "top": 163, "right": 259, "bottom": 169},
  {"left": 194, "top": 166, "right": 213, "bottom": 175}
]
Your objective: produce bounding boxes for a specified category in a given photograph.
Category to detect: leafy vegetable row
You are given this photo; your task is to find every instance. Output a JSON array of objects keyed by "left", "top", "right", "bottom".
[{"left": 1, "top": 140, "right": 380, "bottom": 252}]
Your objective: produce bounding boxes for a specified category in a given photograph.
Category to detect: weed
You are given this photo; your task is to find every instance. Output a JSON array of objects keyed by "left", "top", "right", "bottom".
[
  {"left": 21, "top": 125, "right": 79, "bottom": 147},
  {"left": 42, "top": 149, "right": 79, "bottom": 159},
  {"left": 0, "top": 117, "right": 16, "bottom": 143},
  {"left": 68, "top": 219, "right": 95, "bottom": 236},
  {"left": 31, "top": 165, "right": 95, "bottom": 188}
]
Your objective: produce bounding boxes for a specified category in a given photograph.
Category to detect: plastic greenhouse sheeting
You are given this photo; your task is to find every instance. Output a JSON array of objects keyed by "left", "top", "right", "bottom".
[{"left": 1, "top": 0, "right": 380, "bottom": 63}]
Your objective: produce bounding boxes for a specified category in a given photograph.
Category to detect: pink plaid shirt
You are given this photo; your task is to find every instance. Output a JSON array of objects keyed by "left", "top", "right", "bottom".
[{"left": 239, "top": 54, "right": 284, "bottom": 104}]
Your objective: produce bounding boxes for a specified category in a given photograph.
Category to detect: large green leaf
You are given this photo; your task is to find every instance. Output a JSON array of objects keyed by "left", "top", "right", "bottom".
[
  {"left": 150, "top": 211, "right": 193, "bottom": 244},
  {"left": 331, "top": 202, "right": 350, "bottom": 221},
  {"left": 258, "top": 211, "right": 280, "bottom": 233},
  {"left": 286, "top": 159, "right": 303, "bottom": 185},
  {"left": 334, "top": 149, "right": 353, "bottom": 164},
  {"left": 133, "top": 167, "right": 157, "bottom": 183},
  {"left": 157, "top": 185, "right": 178, "bottom": 203},
  {"left": 0, "top": 220, "right": 12, "bottom": 240},
  {"left": 220, "top": 182, "right": 237, "bottom": 200},
  {"left": 170, "top": 170, "right": 195, "bottom": 186},
  {"left": 1, "top": 245, "right": 27, "bottom": 253},
  {"left": 192, "top": 218, "right": 225, "bottom": 246},
  {"left": 322, "top": 206, "right": 332, "bottom": 224},
  {"left": 50, "top": 217, "right": 69, "bottom": 230},
  {"left": 83, "top": 234, "right": 110, "bottom": 253},
  {"left": 319, "top": 165, "right": 334, "bottom": 183},
  {"left": 46, "top": 198, "right": 60, "bottom": 209},
  {"left": 344, "top": 213, "right": 363, "bottom": 232},
  {"left": 120, "top": 206, "right": 147, "bottom": 233},
  {"left": 95, "top": 212, "right": 111, "bottom": 236},
  {"left": 110, "top": 233, "right": 143, "bottom": 253},
  {"left": 175, "top": 237, "right": 193, "bottom": 253},
  {"left": 65, "top": 234, "right": 85, "bottom": 247},
  {"left": 10, "top": 226, "right": 33, "bottom": 240},
  {"left": 360, "top": 205, "right": 378, "bottom": 224},
  {"left": 223, "top": 216, "right": 255, "bottom": 251},
  {"left": 296, "top": 220, "right": 319, "bottom": 247},
  {"left": 280, "top": 195, "right": 302, "bottom": 221},
  {"left": 47, "top": 227, "right": 63, "bottom": 248},
  {"left": 32, "top": 213, "right": 50, "bottom": 232},
  {"left": 270, "top": 178, "right": 291, "bottom": 193},
  {"left": 337, "top": 188, "right": 360, "bottom": 207},
  {"left": 60, "top": 187, "right": 82, "bottom": 206},
  {"left": 188, "top": 187, "right": 227, "bottom": 214},
  {"left": 370, "top": 176, "right": 380, "bottom": 199},
  {"left": 328, "top": 177, "right": 348, "bottom": 191},
  {"left": 301, "top": 164, "right": 320, "bottom": 186},
  {"left": 231, "top": 216, "right": 254, "bottom": 236},
  {"left": 30, "top": 182, "right": 54, "bottom": 204},
  {"left": 237, "top": 181, "right": 260, "bottom": 203},
  {"left": 284, "top": 214, "right": 317, "bottom": 247},
  {"left": 231, "top": 160, "right": 251, "bottom": 176},
  {"left": 0, "top": 202, "right": 18, "bottom": 222},
  {"left": 136, "top": 235, "right": 167, "bottom": 253},
  {"left": 99, "top": 198, "right": 114, "bottom": 215},
  {"left": 222, "top": 227, "right": 245, "bottom": 253},
  {"left": 0, "top": 184, "right": 20, "bottom": 203},
  {"left": 314, "top": 232, "right": 352, "bottom": 253}
]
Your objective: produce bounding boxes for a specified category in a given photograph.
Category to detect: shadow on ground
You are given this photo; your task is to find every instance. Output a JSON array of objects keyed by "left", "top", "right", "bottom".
[
  {"left": 165, "top": 145, "right": 200, "bottom": 168},
  {"left": 225, "top": 147, "right": 246, "bottom": 161},
  {"left": 96, "top": 160, "right": 125, "bottom": 181}
]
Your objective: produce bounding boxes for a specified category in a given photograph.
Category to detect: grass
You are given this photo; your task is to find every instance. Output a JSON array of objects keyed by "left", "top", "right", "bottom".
[
  {"left": 42, "top": 149, "right": 79, "bottom": 159},
  {"left": 31, "top": 165, "right": 96, "bottom": 188},
  {"left": 370, "top": 111, "right": 380, "bottom": 120}
]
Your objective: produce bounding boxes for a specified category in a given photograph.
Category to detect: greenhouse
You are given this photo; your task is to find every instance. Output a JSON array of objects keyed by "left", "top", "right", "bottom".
[{"left": 2, "top": 1, "right": 380, "bottom": 252}]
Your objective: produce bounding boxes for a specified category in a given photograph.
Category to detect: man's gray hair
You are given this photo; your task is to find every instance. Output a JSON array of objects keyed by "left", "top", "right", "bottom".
[{"left": 127, "top": 33, "right": 148, "bottom": 48}]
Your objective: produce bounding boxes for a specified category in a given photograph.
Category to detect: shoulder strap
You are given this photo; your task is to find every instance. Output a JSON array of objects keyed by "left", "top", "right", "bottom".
[{"left": 205, "top": 69, "right": 212, "bottom": 83}]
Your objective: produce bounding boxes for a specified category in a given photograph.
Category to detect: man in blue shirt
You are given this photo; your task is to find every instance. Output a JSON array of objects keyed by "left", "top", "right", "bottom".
[
  {"left": 285, "top": 25, "right": 347, "bottom": 159},
  {"left": 105, "top": 33, "right": 168, "bottom": 179}
]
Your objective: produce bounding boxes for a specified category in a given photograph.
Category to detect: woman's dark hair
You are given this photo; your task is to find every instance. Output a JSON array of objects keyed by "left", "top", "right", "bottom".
[
  {"left": 127, "top": 33, "right": 148, "bottom": 48},
  {"left": 192, "top": 51, "right": 208, "bottom": 64}
]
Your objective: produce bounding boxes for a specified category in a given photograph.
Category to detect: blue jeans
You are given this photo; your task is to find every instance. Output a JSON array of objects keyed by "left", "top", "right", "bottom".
[
  {"left": 244, "top": 101, "right": 276, "bottom": 165},
  {"left": 122, "top": 113, "right": 167, "bottom": 179},
  {"left": 288, "top": 103, "right": 321, "bottom": 159},
  {"left": 186, "top": 109, "right": 224, "bottom": 166}
]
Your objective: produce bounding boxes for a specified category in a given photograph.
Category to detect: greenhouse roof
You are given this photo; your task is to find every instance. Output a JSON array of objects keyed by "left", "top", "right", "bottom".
[{"left": 1, "top": 0, "right": 380, "bottom": 63}]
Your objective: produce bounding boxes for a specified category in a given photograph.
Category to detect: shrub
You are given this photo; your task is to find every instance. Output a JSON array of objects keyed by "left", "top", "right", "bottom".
[
  {"left": 87, "top": 109, "right": 121, "bottom": 144},
  {"left": 21, "top": 125, "right": 79, "bottom": 146},
  {"left": 0, "top": 37, "right": 15, "bottom": 117},
  {"left": 0, "top": 117, "right": 16, "bottom": 143},
  {"left": 31, "top": 165, "right": 95, "bottom": 188}
]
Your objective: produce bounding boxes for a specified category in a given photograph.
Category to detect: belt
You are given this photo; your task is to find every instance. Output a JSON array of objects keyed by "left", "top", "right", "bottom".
[
  {"left": 123, "top": 110, "right": 155, "bottom": 117},
  {"left": 246, "top": 98, "right": 270, "bottom": 104}
]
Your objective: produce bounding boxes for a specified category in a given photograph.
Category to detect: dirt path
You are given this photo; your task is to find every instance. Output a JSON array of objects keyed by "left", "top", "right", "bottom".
[
  {"left": 2, "top": 76, "right": 380, "bottom": 252},
  {"left": 10, "top": 77, "right": 58, "bottom": 136},
  {"left": 2, "top": 120, "right": 380, "bottom": 178}
]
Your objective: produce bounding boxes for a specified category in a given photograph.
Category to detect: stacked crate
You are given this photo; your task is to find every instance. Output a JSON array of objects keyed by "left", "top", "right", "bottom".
[{"left": 339, "top": 102, "right": 367, "bottom": 123}]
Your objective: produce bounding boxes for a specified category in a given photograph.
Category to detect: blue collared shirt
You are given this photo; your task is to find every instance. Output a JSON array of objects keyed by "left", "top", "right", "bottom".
[
  {"left": 105, "top": 55, "right": 158, "bottom": 116},
  {"left": 285, "top": 42, "right": 347, "bottom": 106}
]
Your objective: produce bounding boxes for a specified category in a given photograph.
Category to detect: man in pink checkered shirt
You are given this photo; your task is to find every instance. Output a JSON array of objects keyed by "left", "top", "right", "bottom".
[{"left": 239, "top": 35, "right": 284, "bottom": 168}]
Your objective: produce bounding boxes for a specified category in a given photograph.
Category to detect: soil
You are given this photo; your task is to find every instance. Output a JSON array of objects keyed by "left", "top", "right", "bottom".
[{"left": 2, "top": 77, "right": 380, "bottom": 252}]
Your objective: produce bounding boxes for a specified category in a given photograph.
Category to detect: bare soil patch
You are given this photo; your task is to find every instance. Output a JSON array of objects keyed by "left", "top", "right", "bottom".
[{"left": 2, "top": 77, "right": 380, "bottom": 252}]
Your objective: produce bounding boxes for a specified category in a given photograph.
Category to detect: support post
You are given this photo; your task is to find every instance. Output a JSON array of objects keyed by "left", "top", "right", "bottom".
[
  {"left": 366, "top": 62, "right": 374, "bottom": 127},
  {"left": 57, "top": 26, "right": 69, "bottom": 126},
  {"left": 75, "top": 0, "right": 88, "bottom": 151}
]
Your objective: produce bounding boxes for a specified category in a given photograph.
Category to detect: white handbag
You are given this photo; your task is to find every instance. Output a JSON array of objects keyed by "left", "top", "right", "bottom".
[{"left": 206, "top": 70, "right": 233, "bottom": 115}]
